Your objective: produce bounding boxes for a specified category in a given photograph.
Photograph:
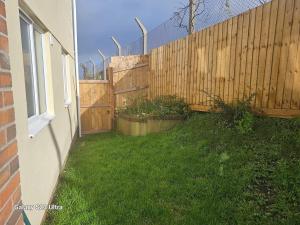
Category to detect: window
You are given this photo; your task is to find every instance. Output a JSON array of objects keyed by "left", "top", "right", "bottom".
[
  {"left": 62, "top": 52, "right": 71, "bottom": 106},
  {"left": 20, "top": 12, "right": 54, "bottom": 138},
  {"left": 20, "top": 13, "right": 48, "bottom": 119}
]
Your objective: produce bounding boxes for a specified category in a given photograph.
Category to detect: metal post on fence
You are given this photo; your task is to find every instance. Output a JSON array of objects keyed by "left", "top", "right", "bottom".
[
  {"left": 80, "top": 63, "right": 88, "bottom": 79},
  {"left": 88, "top": 58, "right": 96, "bottom": 79},
  {"left": 112, "top": 36, "right": 122, "bottom": 56},
  {"left": 98, "top": 49, "right": 107, "bottom": 80},
  {"left": 135, "top": 17, "right": 148, "bottom": 55}
]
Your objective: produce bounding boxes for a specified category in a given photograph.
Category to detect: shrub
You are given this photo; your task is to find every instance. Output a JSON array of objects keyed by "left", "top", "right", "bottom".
[
  {"left": 209, "top": 93, "right": 256, "bottom": 134},
  {"left": 119, "top": 95, "right": 190, "bottom": 119}
]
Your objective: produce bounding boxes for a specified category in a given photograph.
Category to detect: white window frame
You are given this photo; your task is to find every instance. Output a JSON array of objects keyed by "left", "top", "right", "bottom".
[
  {"left": 20, "top": 11, "right": 54, "bottom": 138},
  {"left": 62, "top": 52, "right": 72, "bottom": 107}
]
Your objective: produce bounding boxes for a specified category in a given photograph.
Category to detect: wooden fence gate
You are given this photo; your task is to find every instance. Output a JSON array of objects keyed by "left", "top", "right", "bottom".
[{"left": 79, "top": 78, "right": 114, "bottom": 134}]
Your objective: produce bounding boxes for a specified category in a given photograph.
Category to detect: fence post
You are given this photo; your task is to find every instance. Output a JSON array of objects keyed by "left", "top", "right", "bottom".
[
  {"left": 108, "top": 67, "right": 115, "bottom": 129},
  {"left": 135, "top": 17, "right": 148, "bottom": 55},
  {"left": 88, "top": 58, "right": 96, "bottom": 79},
  {"left": 147, "top": 55, "right": 151, "bottom": 100},
  {"left": 112, "top": 36, "right": 122, "bottom": 56},
  {"left": 98, "top": 50, "right": 107, "bottom": 80}
]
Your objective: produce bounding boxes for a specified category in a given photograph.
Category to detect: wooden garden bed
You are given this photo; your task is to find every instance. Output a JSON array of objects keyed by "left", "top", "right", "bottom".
[{"left": 116, "top": 114, "right": 184, "bottom": 136}]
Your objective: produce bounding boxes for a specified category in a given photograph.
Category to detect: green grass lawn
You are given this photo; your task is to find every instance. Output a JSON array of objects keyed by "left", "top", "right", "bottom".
[{"left": 45, "top": 113, "right": 300, "bottom": 225}]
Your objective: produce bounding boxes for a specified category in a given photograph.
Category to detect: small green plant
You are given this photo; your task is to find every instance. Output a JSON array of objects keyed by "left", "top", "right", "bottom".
[
  {"left": 119, "top": 95, "right": 190, "bottom": 119},
  {"left": 235, "top": 111, "right": 254, "bottom": 134},
  {"left": 206, "top": 92, "right": 256, "bottom": 133}
]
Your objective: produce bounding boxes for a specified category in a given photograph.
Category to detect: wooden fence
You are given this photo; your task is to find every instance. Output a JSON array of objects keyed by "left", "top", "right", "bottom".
[
  {"left": 111, "top": 55, "right": 150, "bottom": 108},
  {"left": 148, "top": 0, "right": 300, "bottom": 117},
  {"left": 79, "top": 57, "right": 149, "bottom": 134},
  {"left": 80, "top": 0, "right": 300, "bottom": 132}
]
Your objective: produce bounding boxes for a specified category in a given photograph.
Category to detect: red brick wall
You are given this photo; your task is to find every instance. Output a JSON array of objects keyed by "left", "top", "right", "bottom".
[{"left": 0, "top": 0, "right": 24, "bottom": 224}]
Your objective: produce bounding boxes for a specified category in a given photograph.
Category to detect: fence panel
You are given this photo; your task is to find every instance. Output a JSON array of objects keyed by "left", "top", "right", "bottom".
[
  {"left": 106, "top": 0, "right": 300, "bottom": 118},
  {"left": 148, "top": 0, "right": 300, "bottom": 117},
  {"left": 111, "top": 55, "right": 150, "bottom": 109}
]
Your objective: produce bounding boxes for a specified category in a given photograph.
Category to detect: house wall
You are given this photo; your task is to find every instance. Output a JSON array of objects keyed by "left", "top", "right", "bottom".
[
  {"left": 0, "top": 1, "right": 24, "bottom": 224},
  {"left": 6, "top": 0, "right": 78, "bottom": 224},
  {"left": 20, "top": 0, "right": 74, "bottom": 56}
]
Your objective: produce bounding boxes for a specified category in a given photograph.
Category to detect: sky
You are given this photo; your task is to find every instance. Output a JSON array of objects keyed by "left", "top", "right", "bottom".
[{"left": 76, "top": 0, "right": 183, "bottom": 72}]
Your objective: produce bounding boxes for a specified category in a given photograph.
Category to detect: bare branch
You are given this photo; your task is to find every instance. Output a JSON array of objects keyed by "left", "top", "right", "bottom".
[
  {"left": 172, "top": 0, "right": 206, "bottom": 33},
  {"left": 173, "top": 0, "right": 268, "bottom": 33}
]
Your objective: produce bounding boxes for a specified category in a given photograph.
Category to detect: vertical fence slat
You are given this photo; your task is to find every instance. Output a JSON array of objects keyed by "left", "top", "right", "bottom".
[
  {"left": 208, "top": 26, "right": 214, "bottom": 105},
  {"left": 184, "top": 37, "right": 189, "bottom": 101},
  {"left": 203, "top": 28, "right": 209, "bottom": 105},
  {"left": 263, "top": 0, "right": 279, "bottom": 109},
  {"left": 200, "top": 29, "right": 207, "bottom": 104},
  {"left": 224, "top": 19, "right": 231, "bottom": 103},
  {"left": 283, "top": 0, "right": 300, "bottom": 109},
  {"left": 178, "top": 39, "right": 182, "bottom": 98},
  {"left": 234, "top": 14, "right": 244, "bottom": 101},
  {"left": 291, "top": 0, "right": 300, "bottom": 109},
  {"left": 192, "top": 33, "right": 199, "bottom": 104},
  {"left": 268, "top": 1, "right": 286, "bottom": 109},
  {"left": 206, "top": 26, "right": 212, "bottom": 105},
  {"left": 229, "top": 17, "right": 238, "bottom": 103},
  {"left": 220, "top": 21, "right": 227, "bottom": 101},
  {"left": 192, "top": 33, "right": 197, "bottom": 104},
  {"left": 174, "top": 41, "right": 179, "bottom": 98},
  {"left": 196, "top": 31, "right": 202, "bottom": 104},
  {"left": 167, "top": 43, "right": 171, "bottom": 96},
  {"left": 256, "top": 2, "right": 272, "bottom": 108},
  {"left": 217, "top": 24, "right": 222, "bottom": 99},
  {"left": 245, "top": 8, "right": 256, "bottom": 100},
  {"left": 275, "top": 0, "right": 295, "bottom": 109},
  {"left": 240, "top": 11, "right": 250, "bottom": 101},
  {"left": 187, "top": 35, "right": 193, "bottom": 104},
  {"left": 251, "top": 6, "right": 263, "bottom": 107},
  {"left": 171, "top": 41, "right": 175, "bottom": 97}
]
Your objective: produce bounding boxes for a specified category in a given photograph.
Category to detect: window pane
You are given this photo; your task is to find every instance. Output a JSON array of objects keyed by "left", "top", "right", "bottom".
[
  {"left": 20, "top": 18, "right": 36, "bottom": 118},
  {"left": 34, "top": 29, "right": 47, "bottom": 114}
]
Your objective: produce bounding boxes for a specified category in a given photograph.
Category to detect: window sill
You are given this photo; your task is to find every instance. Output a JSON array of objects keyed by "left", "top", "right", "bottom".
[{"left": 28, "top": 114, "right": 55, "bottom": 139}]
